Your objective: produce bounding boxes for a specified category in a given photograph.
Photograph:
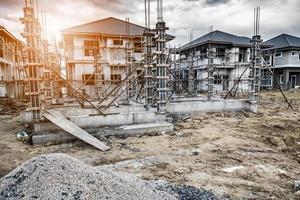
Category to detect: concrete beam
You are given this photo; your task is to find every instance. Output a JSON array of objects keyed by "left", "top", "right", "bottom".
[
  {"left": 168, "top": 99, "right": 257, "bottom": 113},
  {"left": 32, "top": 122, "right": 174, "bottom": 145}
]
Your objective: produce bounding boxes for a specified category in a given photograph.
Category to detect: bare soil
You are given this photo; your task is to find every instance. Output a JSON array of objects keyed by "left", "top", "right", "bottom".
[{"left": 0, "top": 90, "right": 300, "bottom": 199}]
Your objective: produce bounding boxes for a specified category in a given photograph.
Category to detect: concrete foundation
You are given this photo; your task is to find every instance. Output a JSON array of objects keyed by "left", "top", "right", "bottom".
[
  {"left": 32, "top": 122, "right": 174, "bottom": 145},
  {"left": 21, "top": 97, "right": 257, "bottom": 146},
  {"left": 168, "top": 98, "right": 257, "bottom": 113}
]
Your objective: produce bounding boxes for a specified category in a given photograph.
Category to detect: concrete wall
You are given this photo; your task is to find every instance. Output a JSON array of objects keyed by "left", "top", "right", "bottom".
[
  {"left": 273, "top": 67, "right": 300, "bottom": 88},
  {"left": 273, "top": 51, "right": 290, "bottom": 66},
  {"left": 273, "top": 50, "right": 300, "bottom": 67},
  {"left": 69, "top": 111, "right": 166, "bottom": 129},
  {"left": 228, "top": 65, "right": 250, "bottom": 91},
  {"left": 168, "top": 98, "right": 257, "bottom": 113},
  {"left": 66, "top": 34, "right": 143, "bottom": 98},
  {"left": 288, "top": 51, "right": 300, "bottom": 65},
  {"left": 22, "top": 97, "right": 257, "bottom": 130}
]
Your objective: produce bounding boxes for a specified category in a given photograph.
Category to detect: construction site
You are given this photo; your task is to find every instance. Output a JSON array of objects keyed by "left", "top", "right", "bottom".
[{"left": 0, "top": 0, "right": 299, "bottom": 199}]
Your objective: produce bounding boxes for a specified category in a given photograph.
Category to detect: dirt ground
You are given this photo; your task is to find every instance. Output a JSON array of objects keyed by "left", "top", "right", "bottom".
[{"left": 0, "top": 90, "right": 299, "bottom": 199}]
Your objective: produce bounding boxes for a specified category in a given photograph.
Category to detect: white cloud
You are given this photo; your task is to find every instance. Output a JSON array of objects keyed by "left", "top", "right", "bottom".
[{"left": 0, "top": 0, "right": 299, "bottom": 46}]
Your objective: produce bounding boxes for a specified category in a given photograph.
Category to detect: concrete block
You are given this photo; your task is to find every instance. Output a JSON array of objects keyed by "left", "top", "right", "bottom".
[
  {"left": 133, "top": 112, "right": 166, "bottom": 124},
  {"left": 32, "top": 132, "right": 75, "bottom": 145}
]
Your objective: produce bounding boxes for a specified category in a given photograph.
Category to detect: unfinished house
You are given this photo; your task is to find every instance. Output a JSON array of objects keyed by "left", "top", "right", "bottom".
[
  {"left": 172, "top": 30, "right": 270, "bottom": 94},
  {"left": 62, "top": 17, "right": 145, "bottom": 98},
  {"left": 262, "top": 34, "right": 300, "bottom": 89},
  {"left": 0, "top": 25, "right": 25, "bottom": 98}
]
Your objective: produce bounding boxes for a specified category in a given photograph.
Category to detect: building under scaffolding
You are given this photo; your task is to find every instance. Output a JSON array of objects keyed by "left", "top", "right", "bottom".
[
  {"left": 0, "top": 26, "right": 25, "bottom": 99},
  {"left": 18, "top": 2, "right": 274, "bottom": 150},
  {"left": 172, "top": 30, "right": 272, "bottom": 96}
]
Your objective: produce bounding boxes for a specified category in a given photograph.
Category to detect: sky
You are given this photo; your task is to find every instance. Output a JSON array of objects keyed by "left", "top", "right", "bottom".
[{"left": 0, "top": 0, "right": 300, "bottom": 46}]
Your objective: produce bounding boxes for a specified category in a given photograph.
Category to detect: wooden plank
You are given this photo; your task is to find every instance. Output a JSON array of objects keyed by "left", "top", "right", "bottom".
[{"left": 43, "top": 109, "right": 110, "bottom": 151}]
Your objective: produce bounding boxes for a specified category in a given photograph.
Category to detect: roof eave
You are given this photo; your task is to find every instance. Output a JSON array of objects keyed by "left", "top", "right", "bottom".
[
  {"left": 180, "top": 41, "right": 251, "bottom": 51},
  {"left": 62, "top": 31, "right": 144, "bottom": 38},
  {"left": 0, "top": 27, "right": 19, "bottom": 42},
  {"left": 262, "top": 46, "right": 300, "bottom": 52}
]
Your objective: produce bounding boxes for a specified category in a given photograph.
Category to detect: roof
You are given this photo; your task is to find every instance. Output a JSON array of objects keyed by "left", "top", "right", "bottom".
[
  {"left": 263, "top": 34, "right": 300, "bottom": 51},
  {"left": 180, "top": 30, "right": 271, "bottom": 51},
  {"left": 62, "top": 17, "right": 145, "bottom": 36},
  {"left": 0, "top": 25, "right": 24, "bottom": 45}
]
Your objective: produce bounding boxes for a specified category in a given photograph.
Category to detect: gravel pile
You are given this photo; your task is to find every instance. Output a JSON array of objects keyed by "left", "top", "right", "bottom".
[
  {"left": 0, "top": 154, "right": 227, "bottom": 200},
  {"left": 154, "top": 183, "right": 223, "bottom": 200}
]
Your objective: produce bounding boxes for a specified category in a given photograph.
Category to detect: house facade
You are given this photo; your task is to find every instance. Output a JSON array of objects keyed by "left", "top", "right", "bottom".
[
  {"left": 0, "top": 25, "right": 25, "bottom": 98},
  {"left": 172, "top": 30, "right": 271, "bottom": 94},
  {"left": 62, "top": 17, "right": 145, "bottom": 98},
  {"left": 263, "top": 34, "right": 300, "bottom": 89}
]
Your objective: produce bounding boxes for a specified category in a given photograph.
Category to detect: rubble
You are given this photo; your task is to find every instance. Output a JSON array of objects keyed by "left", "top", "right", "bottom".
[{"left": 0, "top": 97, "right": 26, "bottom": 116}]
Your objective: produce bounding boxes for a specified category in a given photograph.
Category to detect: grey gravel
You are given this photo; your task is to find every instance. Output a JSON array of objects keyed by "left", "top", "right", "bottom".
[
  {"left": 0, "top": 153, "right": 176, "bottom": 200},
  {"left": 0, "top": 153, "right": 229, "bottom": 200},
  {"left": 152, "top": 181, "right": 230, "bottom": 200}
]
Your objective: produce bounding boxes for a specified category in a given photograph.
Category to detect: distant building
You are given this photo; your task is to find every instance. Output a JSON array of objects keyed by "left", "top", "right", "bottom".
[
  {"left": 61, "top": 17, "right": 145, "bottom": 98},
  {"left": 263, "top": 34, "right": 300, "bottom": 89},
  {"left": 173, "top": 30, "right": 271, "bottom": 93},
  {"left": 0, "top": 25, "right": 25, "bottom": 98}
]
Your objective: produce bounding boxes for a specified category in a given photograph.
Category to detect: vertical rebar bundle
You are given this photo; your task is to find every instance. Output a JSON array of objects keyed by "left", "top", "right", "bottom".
[
  {"left": 144, "top": 0, "right": 154, "bottom": 106},
  {"left": 207, "top": 45, "right": 214, "bottom": 100},
  {"left": 188, "top": 51, "right": 195, "bottom": 95},
  {"left": 95, "top": 55, "right": 104, "bottom": 99},
  {"left": 125, "top": 17, "right": 134, "bottom": 98},
  {"left": 249, "top": 6, "right": 262, "bottom": 101},
  {"left": 144, "top": 30, "right": 154, "bottom": 105},
  {"left": 21, "top": 0, "right": 44, "bottom": 120},
  {"left": 155, "top": 0, "right": 168, "bottom": 112}
]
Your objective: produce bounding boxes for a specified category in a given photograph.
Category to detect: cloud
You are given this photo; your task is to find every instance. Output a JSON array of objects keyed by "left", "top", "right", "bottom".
[
  {"left": 205, "top": 0, "right": 231, "bottom": 6},
  {"left": 0, "top": 0, "right": 299, "bottom": 46}
]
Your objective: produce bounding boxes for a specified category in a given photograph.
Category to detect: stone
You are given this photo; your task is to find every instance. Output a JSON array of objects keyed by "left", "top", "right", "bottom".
[
  {"left": 176, "top": 132, "right": 183, "bottom": 138},
  {"left": 191, "top": 149, "right": 200, "bottom": 156},
  {"left": 294, "top": 180, "right": 300, "bottom": 192}
]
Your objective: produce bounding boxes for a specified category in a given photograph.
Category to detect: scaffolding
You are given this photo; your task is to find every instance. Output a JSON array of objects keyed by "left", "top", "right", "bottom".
[
  {"left": 18, "top": 0, "right": 62, "bottom": 120},
  {"left": 155, "top": 0, "right": 168, "bottom": 113},
  {"left": 20, "top": 0, "right": 45, "bottom": 120},
  {"left": 144, "top": 0, "right": 155, "bottom": 106}
]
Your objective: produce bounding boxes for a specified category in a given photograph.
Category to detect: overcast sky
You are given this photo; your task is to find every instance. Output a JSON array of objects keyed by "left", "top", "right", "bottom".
[{"left": 0, "top": 0, "right": 299, "bottom": 46}]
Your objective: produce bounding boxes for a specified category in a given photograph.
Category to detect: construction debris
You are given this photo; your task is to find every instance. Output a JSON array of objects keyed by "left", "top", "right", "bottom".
[
  {"left": 16, "top": 131, "right": 29, "bottom": 144},
  {"left": 0, "top": 97, "right": 26, "bottom": 115}
]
